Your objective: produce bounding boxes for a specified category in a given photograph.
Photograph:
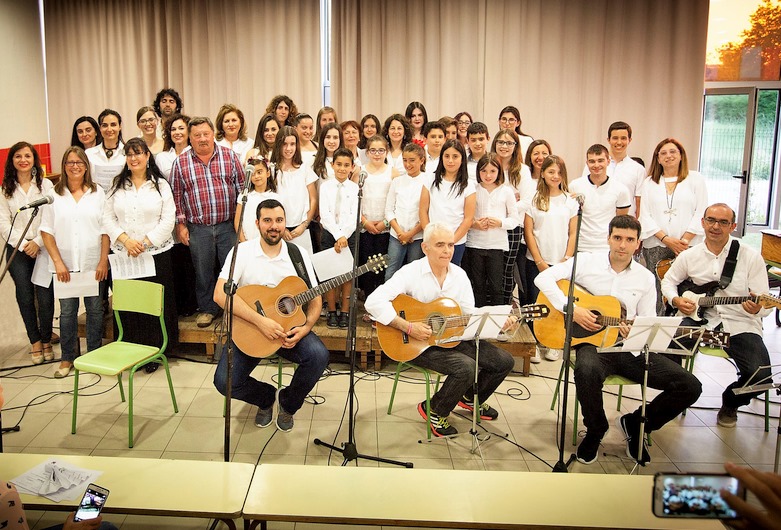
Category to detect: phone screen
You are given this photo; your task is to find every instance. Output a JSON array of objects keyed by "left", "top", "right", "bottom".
[
  {"left": 73, "top": 484, "right": 109, "bottom": 522},
  {"left": 654, "top": 473, "right": 742, "bottom": 519}
]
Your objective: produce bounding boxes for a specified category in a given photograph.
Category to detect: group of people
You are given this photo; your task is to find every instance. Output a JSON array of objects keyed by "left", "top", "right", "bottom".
[{"left": 0, "top": 90, "right": 774, "bottom": 469}]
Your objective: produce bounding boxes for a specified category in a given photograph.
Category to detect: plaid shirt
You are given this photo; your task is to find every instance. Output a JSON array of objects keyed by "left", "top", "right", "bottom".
[{"left": 170, "top": 144, "right": 244, "bottom": 225}]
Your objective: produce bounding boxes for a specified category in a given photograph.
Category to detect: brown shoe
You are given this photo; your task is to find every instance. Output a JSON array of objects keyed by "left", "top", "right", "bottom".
[
  {"left": 50, "top": 332, "right": 60, "bottom": 344},
  {"left": 196, "top": 312, "right": 215, "bottom": 328}
]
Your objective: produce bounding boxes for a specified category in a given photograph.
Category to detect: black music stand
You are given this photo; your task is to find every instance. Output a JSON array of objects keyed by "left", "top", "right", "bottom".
[{"left": 733, "top": 364, "right": 780, "bottom": 473}]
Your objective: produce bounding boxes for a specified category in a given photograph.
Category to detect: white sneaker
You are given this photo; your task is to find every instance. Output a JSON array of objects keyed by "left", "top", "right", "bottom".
[
  {"left": 544, "top": 349, "right": 562, "bottom": 361},
  {"left": 531, "top": 346, "right": 543, "bottom": 364}
]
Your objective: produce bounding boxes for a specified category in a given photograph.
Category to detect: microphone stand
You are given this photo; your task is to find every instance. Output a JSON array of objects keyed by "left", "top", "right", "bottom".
[
  {"left": 313, "top": 173, "right": 411, "bottom": 467},
  {"left": 221, "top": 165, "right": 254, "bottom": 462},
  {"left": 552, "top": 196, "right": 585, "bottom": 473}
]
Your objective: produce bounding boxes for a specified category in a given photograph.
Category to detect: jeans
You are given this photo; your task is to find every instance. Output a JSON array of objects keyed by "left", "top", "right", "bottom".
[
  {"left": 411, "top": 340, "right": 514, "bottom": 417},
  {"left": 59, "top": 282, "right": 106, "bottom": 362},
  {"left": 187, "top": 221, "right": 235, "bottom": 316},
  {"left": 385, "top": 236, "right": 423, "bottom": 281},
  {"left": 451, "top": 243, "right": 466, "bottom": 267},
  {"left": 214, "top": 331, "right": 329, "bottom": 414},
  {"left": 6, "top": 245, "right": 54, "bottom": 344},
  {"left": 573, "top": 344, "right": 702, "bottom": 436},
  {"left": 462, "top": 247, "right": 504, "bottom": 307},
  {"left": 723, "top": 332, "right": 772, "bottom": 409}
]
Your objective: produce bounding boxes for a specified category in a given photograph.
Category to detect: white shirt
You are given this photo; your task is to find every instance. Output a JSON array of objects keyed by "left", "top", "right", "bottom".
[
  {"left": 216, "top": 137, "right": 254, "bottom": 164},
  {"left": 535, "top": 251, "right": 656, "bottom": 318},
  {"left": 238, "top": 190, "right": 281, "bottom": 241},
  {"left": 103, "top": 178, "right": 176, "bottom": 254},
  {"left": 518, "top": 134, "right": 533, "bottom": 161},
  {"left": 660, "top": 237, "right": 771, "bottom": 336},
  {"left": 424, "top": 149, "right": 440, "bottom": 179},
  {"left": 0, "top": 178, "right": 54, "bottom": 248},
  {"left": 581, "top": 156, "right": 647, "bottom": 217},
  {"left": 361, "top": 165, "right": 393, "bottom": 227},
  {"left": 40, "top": 186, "right": 107, "bottom": 273},
  {"left": 86, "top": 142, "right": 126, "bottom": 191},
  {"left": 364, "top": 257, "right": 475, "bottom": 325},
  {"left": 569, "top": 175, "right": 631, "bottom": 252},
  {"left": 276, "top": 165, "right": 318, "bottom": 226},
  {"left": 525, "top": 194, "right": 579, "bottom": 263},
  {"left": 639, "top": 171, "right": 708, "bottom": 248},
  {"left": 385, "top": 173, "right": 425, "bottom": 241},
  {"left": 155, "top": 146, "right": 191, "bottom": 179},
  {"left": 319, "top": 178, "right": 359, "bottom": 240},
  {"left": 466, "top": 184, "right": 518, "bottom": 250},
  {"left": 219, "top": 240, "right": 318, "bottom": 289},
  {"left": 423, "top": 175, "right": 476, "bottom": 245},
  {"left": 387, "top": 151, "right": 405, "bottom": 175}
]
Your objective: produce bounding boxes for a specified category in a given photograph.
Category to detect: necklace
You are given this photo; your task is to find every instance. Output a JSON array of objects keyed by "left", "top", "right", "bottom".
[
  {"left": 103, "top": 143, "right": 118, "bottom": 159},
  {"left": 664, "top": 178, "right": 678, "bottom": 222}
]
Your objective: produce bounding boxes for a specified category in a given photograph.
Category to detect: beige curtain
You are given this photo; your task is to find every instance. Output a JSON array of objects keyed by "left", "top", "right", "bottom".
[
  {"left": 331, "top": 0, "right": 708, "bottom": 168},
  {"left": 44, "top": 0, "right": 321, "bottom": 166}
]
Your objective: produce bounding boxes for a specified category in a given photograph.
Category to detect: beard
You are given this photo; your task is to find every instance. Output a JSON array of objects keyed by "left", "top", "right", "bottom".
[{"left": 261, "top": 229, "right": 282, "bottom": 246}]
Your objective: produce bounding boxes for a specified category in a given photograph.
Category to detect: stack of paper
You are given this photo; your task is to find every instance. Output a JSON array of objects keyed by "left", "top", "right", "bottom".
[{"left": 11, "top": 460, "right": 102, "bottom": 502}]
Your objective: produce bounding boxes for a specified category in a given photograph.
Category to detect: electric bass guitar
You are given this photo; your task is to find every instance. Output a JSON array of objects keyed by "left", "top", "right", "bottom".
[
  {"left": 533, "top": 280, "right": 731, "bottom": 350},
  {"left": 375, "top": 294, "right": 550, "bottom": 362},
  {"left": 231, "top": 254, "right": 388, "bottom": 358},
  {"left": 674, "top": 280, "right": 781, "bottom": 323}
]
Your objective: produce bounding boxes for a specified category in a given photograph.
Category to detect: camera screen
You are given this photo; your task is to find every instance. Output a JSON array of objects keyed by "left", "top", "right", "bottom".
[
  {"left": 75, "top": 488, "right": 107, "bottom": 521},
  {"left": 660, "top": 475, "right": 739, "bottom": 518}
]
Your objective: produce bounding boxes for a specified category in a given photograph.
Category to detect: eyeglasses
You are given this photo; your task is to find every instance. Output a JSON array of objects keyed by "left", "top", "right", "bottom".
[
  {"left": 495, "top": 140, "right": 517, "bottom": 148},
  {"left": 703, "top": 217, "right": 732, "bottom": 227},
  {"left": 457, "top": 120, "right": 471, "bottom": 126},
  {"left": 368, "top": 148, "right": 387, "bottom": 155},
  {"left": 126, "top": 152, "right": 147, "bottom": 159},
  {"left": 499, "top": 117, "right": 518, "bottom": 124},
  {"left": 64, "top": 161, "right": 86, "bottom": 167},
  {"left": 138, "top": 118, "right": 157, "bottom": 125},
  {"left": 659, "top": 149, "right": 680, "bottom": 157}
]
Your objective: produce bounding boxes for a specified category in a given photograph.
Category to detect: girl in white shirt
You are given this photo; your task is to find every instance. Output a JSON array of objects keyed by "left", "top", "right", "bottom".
[
  {"left": 420, "top": 139, "right": 476, "bottom": 267},
  {"left": 103, "top": 138, "right": 177, "bottom": 370},
  {"left": 215, "top": 104, "right": 254, "bottom": 163},
  {"left": 309, "top": 123, "right": 344, "bottom": 253},
  {"left": 314, "top": 106, "right": 338, "bottom": 143},
  {"left": 136, "top": 106, "right": 164, "bottom": 155},
  {"left": 155, "top": 114, "right": 191, "bottom": 179},
  {"left": 0, "top": 142, "right": 55, "bottom": 364},
  {"left": 245, "top": 114, "right": 280, "bottom": 162},
  {"left": 86, "top": 108, "right": 125, "bottom": 191},
  {"left": 463, "top": 154, "right": 519, "bottom": 307},
  {"left": 382, "top": 114, "right": 411, "bottom": 176},
  {"left": 295, "top": 113, "right": 318, "bottom": 168},
  {"left": 358, "top": 114, "right": 381, "bottom": 165},
  {"left": 40, "top": 147, "right": 109, "bottom": 378},
  {"left": 235, "top": 156, "right": 280, "bottom": 242}
]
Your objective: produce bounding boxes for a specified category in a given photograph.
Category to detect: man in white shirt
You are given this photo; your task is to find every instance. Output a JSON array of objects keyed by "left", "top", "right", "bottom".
[
  {"left": 212, "top": 199, "right": 329, "bottom": 433},
  {"left": 661, "top": 203, "right": 773, "bottom": 428},
  {"left": 535, "top": 215, "right": 701, "bottom": 465},
  {"left": 365, "top": 224, "right": 515, "bottom": 437},
  {"left": 570, "top": 144, "right": 631, "bottom": 252}
]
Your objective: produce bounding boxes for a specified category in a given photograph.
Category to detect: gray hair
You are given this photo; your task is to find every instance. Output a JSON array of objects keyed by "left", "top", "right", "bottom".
[{"left": 423, "top": 223, "right": 454, "bottom": 244}]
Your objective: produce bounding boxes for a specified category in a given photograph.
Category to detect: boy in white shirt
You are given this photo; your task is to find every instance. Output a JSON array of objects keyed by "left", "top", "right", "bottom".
[
  {"left": 423, "top": 121, "right": 446, "bottom": 178},
  {"left": 466, "top": 122, "right": 490, "bottom": 184}
]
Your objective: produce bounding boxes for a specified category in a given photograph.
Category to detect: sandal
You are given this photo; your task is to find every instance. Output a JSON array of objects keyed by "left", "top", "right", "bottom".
[
  {"left": 54, "top": 363, "right": 73, "bottom": 378},
  {"left": 42, "top": 344, "right": 54, "bottom": 362},
  {"left": 30, "top": 349, "right": 44, "bottom": 365}
]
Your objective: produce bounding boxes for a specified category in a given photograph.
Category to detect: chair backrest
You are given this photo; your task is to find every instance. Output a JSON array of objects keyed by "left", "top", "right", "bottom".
[{"left": 112, "top": 279, "right": 164, "bottom": 316}]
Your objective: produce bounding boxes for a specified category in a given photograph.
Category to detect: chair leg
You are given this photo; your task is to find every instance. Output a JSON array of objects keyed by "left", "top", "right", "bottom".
[
  {"left": 158, "top": 355, "right": 178, "bottom": 413},
  {"left": 277, "top": 357, "right": 283, "bottom": 389},
  {"left": 387, "top": 363, "right": 404, "bottom": 415},
  {"left": 616, "top": 385, "right": 623, "bottom": 411},
  {"left": 117, "top": 373, "right": 126, "bottom": 403},
  {"left": 71, "top": 369, "right": 80, "bottom": 434},
  {"left": 128, "top": 368, "right": 136, "bottom": 448},
  {"left": 765, "top": 390, "right": 770, "bottom": 433}
]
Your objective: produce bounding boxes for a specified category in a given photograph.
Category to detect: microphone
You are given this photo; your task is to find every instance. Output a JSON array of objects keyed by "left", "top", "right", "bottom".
[
  {"left": 358, "top": 170, "right": 368, "bottom": 188},
  {"left": 573, "top": 194, "right": 585, "bottom": 207},
  {"left": 243, "top": 163, "right": 255, "bottom": 193},
  {"left": 18, "top": 195, "right": 53, "bottom": 211}
]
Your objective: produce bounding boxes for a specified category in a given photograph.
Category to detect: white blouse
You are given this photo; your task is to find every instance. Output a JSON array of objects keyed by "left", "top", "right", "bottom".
[
  {"left": 384, "top": 173, "right": 425, "bottom": 241},
  {"left": 639, "top": 171, "right": 708, "bottom": 248},
  {"left": 0, "top": 178, "right": 54, "bottom": 248},
  {"left": 466, "top": 184, "right": 519, "bottom": 251},
  {"left": 361, "top": 164, "right": 393, "bottom": 228},
  {"left": 423, "top": 175, "right": 476, "bottom": 246},
  {"left": 275, "top": 165, "right": 318, "bottom": 226},
  {"left": 155, "top": 146, "right": 191, "bottom": 179},
  {"left": 86, "top": 142, "right": 126, "bottom": 191},
  {"left": 216, "top": 137, "right": 255, "bottom": 164},
  {"left": 525, "top": 194, "right": 579, "bottom": 263},
  {"left": 103, "top": 178, "right": 176, "bottom": 254}
]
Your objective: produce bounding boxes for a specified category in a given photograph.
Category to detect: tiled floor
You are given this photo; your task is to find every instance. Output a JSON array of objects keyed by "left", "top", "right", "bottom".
[{"left": 1, "top": 313, "right": 779, "bottom": 529}]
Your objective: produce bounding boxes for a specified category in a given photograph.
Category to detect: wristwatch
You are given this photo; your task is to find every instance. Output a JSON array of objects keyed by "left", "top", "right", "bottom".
[{"left": 383, "top": 219, "right": 390, "bottom": 228}]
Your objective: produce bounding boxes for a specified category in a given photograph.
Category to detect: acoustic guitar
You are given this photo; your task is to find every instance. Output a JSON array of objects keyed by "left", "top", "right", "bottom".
[
  {"left": 231, "top": 254, "right": 388, "bottom": 358},
  {"left": 375, "top": 294, "right": 550, "bottom": 362},
  {"left": 533, "top": 280, "right": 730, "bottom": 350}
]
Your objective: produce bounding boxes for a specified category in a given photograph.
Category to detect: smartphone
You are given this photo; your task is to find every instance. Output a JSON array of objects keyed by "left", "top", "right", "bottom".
[
  {"left": 653, "top": 472, "right": 744, "bottom": 519},
  {"left": 73, "top": 483, "right": 109, "bottom": 522}
]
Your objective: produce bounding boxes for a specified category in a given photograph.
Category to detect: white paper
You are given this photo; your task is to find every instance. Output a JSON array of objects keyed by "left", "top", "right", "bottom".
[
  {"left": 54, "top": 271, "right": 99, "bottom": 299},
  {"left": 31, "top": 249, "right": 53, "bottom": 288},
  {"left": 622, "top": 316, "right": 683, "bottom": 355},
  {"left": 311, "top": 246, "right": 354, "bottom": 281},
  {"left": 109, "top": 252, "right": 155, "bottom": 279},
  {"left": 93, "top": 165, "right": 119, "bottom": 191},
  {"left": 437, "top": 305, "right": 511, "bottom": 344},
  {"left": 11, "top": 459, "right": 102, "bottom": 502}
]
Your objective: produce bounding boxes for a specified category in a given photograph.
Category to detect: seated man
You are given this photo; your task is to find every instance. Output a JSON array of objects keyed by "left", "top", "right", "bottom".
[
  {"left": 661, "top": 203, "right": 773, "bottom": 428},
  {"left": 213, "top": 199, "right": 329, "bottom": 432},
  {"left": 535, "top": 215, "right": 702, "bottom": 464},
  {"left": 365, "top": 223, "right": 515, "bottom": 437}
]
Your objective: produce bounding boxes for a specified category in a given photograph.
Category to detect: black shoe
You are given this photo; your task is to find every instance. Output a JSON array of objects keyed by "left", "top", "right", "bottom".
[
  {"left": 338, "top": 312, "right": 349, "bottom": 328},
  {"left": 144, "top": 362, "right": 159, "bottom": 374},
  {"left": 617, "top": 414, "right": 651, "bottom": 465},
  {"left": 457, "top": 396, "right": 499, "bottom": 420},
  {"left": 417, "top": 401, "right": 457, "bottom": 437},
  {"left": 326, "top": 311, "right": 339, "bottom": 328},
  {"left": 717, "top": 406, "right": 738, "bottom": 428},
  {"left": 576, "top": 431, "right": 604, "bottom": 464}
]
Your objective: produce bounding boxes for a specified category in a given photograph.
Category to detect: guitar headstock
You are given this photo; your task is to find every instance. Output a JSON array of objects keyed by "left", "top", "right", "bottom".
[
  {"left": 368, "top": 254, "right": 389, "bottom": 274},
  {"left": 758, "top": 293, "right": 781, "bottom": 310},
  {"left": 701, "top": 330, "right": 730, "bottom": 349},
  {"left": 517, "top": 304, "right": 550, "bottom": 321}
]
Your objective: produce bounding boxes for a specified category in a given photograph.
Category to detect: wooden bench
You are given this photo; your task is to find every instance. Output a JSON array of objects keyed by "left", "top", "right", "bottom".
[
  {"left": 242, "top": 464, "right": 720, "bottom": 529},
  {"left": 3, "top": 453, "right": 254, "bottom": 529}
]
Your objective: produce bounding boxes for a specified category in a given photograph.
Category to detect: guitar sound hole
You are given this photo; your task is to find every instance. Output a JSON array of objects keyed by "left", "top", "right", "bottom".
[
  {"left": 428, "top": 314, "right": 446, "bottom": 333},
  {"left": 277, "top": 297, "right": 296, "bottom": 315}
]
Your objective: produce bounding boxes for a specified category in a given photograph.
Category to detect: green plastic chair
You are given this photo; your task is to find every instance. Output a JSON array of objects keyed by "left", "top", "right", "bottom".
[
  {"left": 387, "top": 362, "right": 442, "bottom": 440},
  {"left": 71, "top": 279, "right": 178, "bottom": 447}
]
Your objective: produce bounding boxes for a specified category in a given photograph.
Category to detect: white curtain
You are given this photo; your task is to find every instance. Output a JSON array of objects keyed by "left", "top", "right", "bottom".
[
  {"left": 44, "top": 0, "right": 322, "bottom": 166},
  {"left": 331, "top": 0, "right": 709, "bottom": 168}
]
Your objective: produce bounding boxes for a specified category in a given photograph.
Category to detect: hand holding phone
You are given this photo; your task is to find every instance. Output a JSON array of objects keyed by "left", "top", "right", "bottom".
[
  {"left": 653, "top": 472, "right": 744, "bottom": 519},
  {"left": 73, "top": 483, "right": 109, "bottom": 522}
]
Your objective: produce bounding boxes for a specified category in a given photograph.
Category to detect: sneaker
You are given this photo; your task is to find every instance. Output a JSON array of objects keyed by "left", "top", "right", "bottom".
[
  {"left": 143, "top": 362, "right": 159, "bottom": 374},
  {"left": 196, "top": 312, "right": 214, "bottom": 328},
  {"left": 326, "top": 311, "right": 339, "bottom": 328},
  {"left": 338, "top": 312, "right": 349, "bottom": 328},
  {"left": 275, "top": 387, "right": 294, "bottom": 432},
  {"left": 417, "top": 401, "right": 457, "bottom": 437},
  {"left": 576, "top": 431, "right": 604, "bottom": 464},
  {"left": 531, "top": 346, "right": 542, "bottom": 364},
  {"left": 544, "top": 349, "right": 561, "bottom": 361},
  {"left": 717, "top": 406, "right": 738, "bottom": 428},
  {"left": 457, "top": 397, "right": 499, "bottom": 420},
  {"left": 617, "top": 414, "right": 651, "bottom": 465},
  {"left": 254, "top": 403, "right": 274, "bottom": 428}
]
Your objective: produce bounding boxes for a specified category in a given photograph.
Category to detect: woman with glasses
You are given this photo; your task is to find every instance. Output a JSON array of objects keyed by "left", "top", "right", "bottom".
[
  {"left": 639, "top": 138, "right": 708, "bottom": 314},
  {"left": 498, "top": 106, "right": 533, "bottom": 160},
  {"left": 136, "top": 106, "right": 164, "bottom": 155},
  {"left": 40, "top": 147, "right": 109, "bottom": 378},
  {"left": 103, "top": 138, "right": 177, "bottom": 371},
  {"left": 454, "top": 112, "right": 473, "bottom": 151},
  {"left": 215, "top": 104, "right": 254, "bottom": 163},
  {"left": 86, "top": 109, "right": 125, "bottom": 191}
]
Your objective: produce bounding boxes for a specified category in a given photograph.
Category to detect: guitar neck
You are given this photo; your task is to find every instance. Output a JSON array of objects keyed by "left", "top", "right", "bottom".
[
  {"left": 698, "top": 295, "right": 755, "bottom": 307},
  {"left": 294, "top": 261, "right": 377, "bottom": 305}
]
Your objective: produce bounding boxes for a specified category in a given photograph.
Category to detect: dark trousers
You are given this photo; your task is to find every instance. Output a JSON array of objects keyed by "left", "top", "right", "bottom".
[
  {"left": 574, "top": 344, "right": 702, "bottom": 436},
  {"left": 723, "top": 332, "right": 772, "bottom": 409},
  {"left": 462, "top": 247, "right": 504, "bottom": 307},
  {"left": 6, "top": 245, "right": 54, "bottom": 344},
  {"left": 524, "top": 257, "right": 541, "bottom": 305},
  {"left": 187, "top": 221, "right": 235, "bottom": 316},
  {"left": 358, "top": 231, "right": 389, "bottom": 297},
  {"left": 171, "top": 243, "right": 198, "bottom": 316}
]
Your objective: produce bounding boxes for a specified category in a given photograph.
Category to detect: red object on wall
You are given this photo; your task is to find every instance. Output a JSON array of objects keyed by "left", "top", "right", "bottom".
[{"left": 0, "top": 143, "right": 52, "bottom": 182}]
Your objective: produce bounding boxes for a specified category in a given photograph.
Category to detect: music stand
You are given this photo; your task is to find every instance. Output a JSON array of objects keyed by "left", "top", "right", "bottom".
[
  {"left": 732, "top": 363, "right": 781, "bottom": 473},
  {"left": 598, "top": 317, "right": 704, "bottom": 474}
]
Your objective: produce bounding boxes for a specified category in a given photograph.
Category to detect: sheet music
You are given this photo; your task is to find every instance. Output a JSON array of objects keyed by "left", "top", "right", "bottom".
[
  {"left": 11, "top": 459, "right": 102, "bottom": 502},
  {"left": 31, "top": 249, "right": 52, "bottom": 287},
  {"left": 54, "top": 271, "right": 99, "bottom": 299},
  {"left": 109, "top": 252, "right": 155, "bottom": 280},
  {"left": 622, "top": 316, "right": 683, "bottom": 353},
  {"left": 437, "top": 305, "right": 511, "bottom": 344}
]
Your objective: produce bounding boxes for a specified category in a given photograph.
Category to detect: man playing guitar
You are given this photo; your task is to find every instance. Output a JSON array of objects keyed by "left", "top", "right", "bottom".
[
  {"left": 661, "top": 203, "right": 773, "bottom": 428},
  {"left": 535, "top": 215, "right": 702, "bottom": 465},
  {"left": 212, "top": 199, "right": 329, "bottom": 433},
  {"left": 365, "top": 223, "right": 515, "bottom": 437}
]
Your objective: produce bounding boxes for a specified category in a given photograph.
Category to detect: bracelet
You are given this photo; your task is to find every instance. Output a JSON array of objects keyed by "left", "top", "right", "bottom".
[
  {"left": 535, "top": 260, "right": 543, "bottom": 265},
  {"left": 661, "top": 235, "right": 668, "bottom": 242},
  {"left": 407, "top": 322, "right": 413, "bottom": 336}
]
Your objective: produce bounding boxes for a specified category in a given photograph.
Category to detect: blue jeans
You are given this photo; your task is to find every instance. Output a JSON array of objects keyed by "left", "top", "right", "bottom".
[
  {"left": 214, "top": 331, "right": 329, "bottom": 414},
  {"left": 385, "top": 236, "right": 423, "bottom": 281},
  {"left": 452, "top": 243, "right": 466, "bottom": 266},
  {"left": 187, "top": 221, "right": 235, "bottom": 316},
  {"left": 6, "top": 245, "right": 54, "bottom": 344},
  {"left": 59, "top": 281, "right": 106, "bottom": 362}
]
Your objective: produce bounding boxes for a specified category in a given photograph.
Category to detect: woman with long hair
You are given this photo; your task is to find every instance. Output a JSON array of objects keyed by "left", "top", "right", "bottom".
[
  {"left": 0, "top": 142, "right": 55, "bottom": 364},
  {"left": 155, "top": 113, "right": 191, "bottom": 178},
  {"left": 215, "top": 103, "right": 254, "bottom": 162},
  {"left": 358, "top": 114, "right": 381, "bottom": 164},
  {"left": 246, "top": 113, "right": 280, "bottom": 161},
  {"left": 265, "top": 94, "right": 298, "bottom": 127},
  {"left": 85, "top": 108, "right": 125, "bottom": 191},
  {"left": 498, "top": 105, "right": 533, "bottom": 160},
  {"left": 70, "top": 116, "right": 102, "bottom": 150},
  {"left": 314, "top": 106, "right": 338, "bottom": 142},
  {"left": 405, "top": 101, "right": 428, "bottom": 148},
  {"left": 294, "top": 113, "right": 318, "bottom": 167},
  {"left": 136, "top": 106, "right": 164, "bottom": 155},
  {"left": 382, "top": 113, "right": 411, "bottom": 175},
  {"left": 312, "top": 122, "right": 343, "bottom": 181},
  {"left": 454, "top": 111, "right": 473, "bottom": 150}
]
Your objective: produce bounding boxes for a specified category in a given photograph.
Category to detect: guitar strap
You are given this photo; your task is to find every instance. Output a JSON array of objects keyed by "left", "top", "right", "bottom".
[
  {"left": 718, "top": 239, "right": 740, "bottom": 290},
  {"left": 286, "top": 242, "right": 313, "bottom": 289}
]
